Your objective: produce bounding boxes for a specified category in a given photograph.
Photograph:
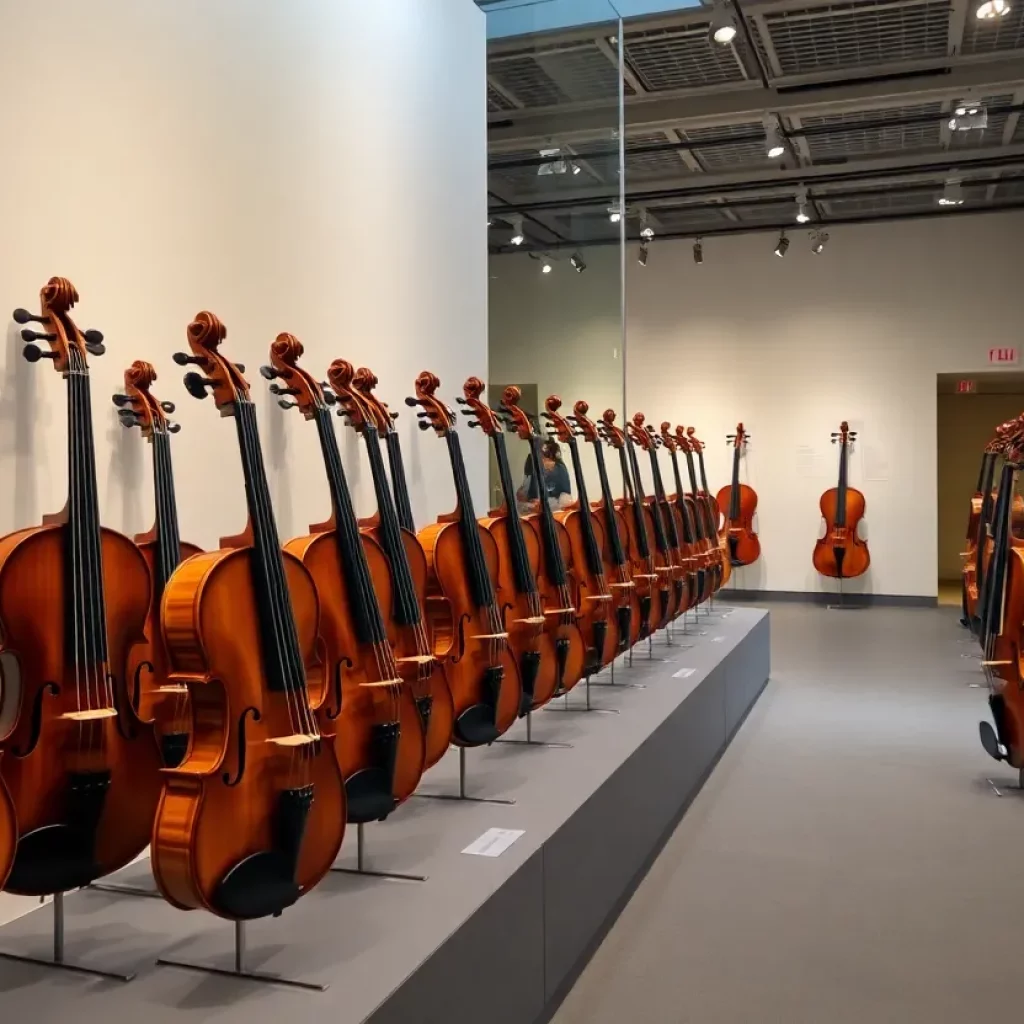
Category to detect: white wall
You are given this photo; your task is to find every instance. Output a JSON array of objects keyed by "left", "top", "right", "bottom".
[
  {"left": 490, "top": 212, "right": 1024, "bottom": 598},
  {"left": 0, "top": 0, "right": 486, "bottom": 923}
]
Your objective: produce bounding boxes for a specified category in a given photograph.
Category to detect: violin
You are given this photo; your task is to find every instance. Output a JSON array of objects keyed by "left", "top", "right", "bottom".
[
  {"left": 329, "top": 361, "right": 455, "bottom": 768},
  {"left": 545, "top": 395, "right": 618, "bottom": 671},
  {"left": 716, "top": 423, "right": 760, "bottom": 567},
  {"left": 812, "top": 421, "right": 870, "bottom": 580},
  {"left": 459, "top": 380, "right": 560, "bottom": 714},
  {"left": 574, "top": 402, "right": 642, "bottom": 651},
  {"left": 674, "top": 426, "right": 722, "bottom": 597},
  {"left": 503, "top": 388, "right": 587, "bottom": 692},
  {"left": 116, "top": 361, "right": 202, "bottom": 769},
  {"left": 264, "top": 339, "right": 426, "bottom": 823},
  {"left": 151, "top": 314, "right": 345, "bottom": 920},
  {"left": 687, "top": 426, "right": 731, "bottom": 588},
  {"left": 407, "top": 372, "right": 522, "bottom": 744},
  {"left": 660, "top": 423, "right": 712, "bottom": 606},
  {"left": 0, "top": 279, "right": 161, "bottom": 896},
  {"left": 601, "top": 409, "right": 666, "bottom": 636}
]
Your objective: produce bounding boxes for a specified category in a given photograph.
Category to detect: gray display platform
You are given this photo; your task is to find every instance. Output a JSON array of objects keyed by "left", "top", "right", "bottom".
[{"left": 0, "top": 605, "right": 769, "bottom": 1024}]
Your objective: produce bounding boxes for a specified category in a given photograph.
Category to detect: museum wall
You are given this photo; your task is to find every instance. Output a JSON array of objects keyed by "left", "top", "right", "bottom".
[
  {"left": 489, "top": 212, "right": 1024, "bottom": 598},
  {"left": 0, "top": 0, "right": 489, "bottom": 554}
]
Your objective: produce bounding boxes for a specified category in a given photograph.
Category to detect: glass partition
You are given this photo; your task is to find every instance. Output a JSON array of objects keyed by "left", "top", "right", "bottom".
[{"left": 485, "top": 2, "right": 625, "bottom": 511}]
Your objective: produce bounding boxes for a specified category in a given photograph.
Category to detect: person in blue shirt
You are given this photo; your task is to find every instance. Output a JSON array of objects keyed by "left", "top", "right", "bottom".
[{"left": 517, "top": 439, "right": 572, "bottom": 511}]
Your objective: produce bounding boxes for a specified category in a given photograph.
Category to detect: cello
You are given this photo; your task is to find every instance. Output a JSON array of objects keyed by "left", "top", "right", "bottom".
[
  {"left": 687, "top": 426, "right": 731, "bottom": 588},
  {"left": 116, "top": 361, "right": 202, "bottom": 768},
  {"left": 151, "top": 314, "right": 345, "bottom": 919},
  {"left": 0, "top": 278, "right": 161, "bottom": 895},
  {"left": 407, "top": 372, "right": 522, "bottom": 744},
  {"left": 716, "top": 423, "right": 760, "bottom": 567},
  {"left": 459, "top": 380, "right": 560, "bottom": 713},
  {"left": 328, "top": 359, "right": 455, "bottom": 767},
  {"left": 545, "top": 395, "right": 618, "bottom": 670},
  {"left": 812, "top": 422, "right": 870, "bottom": 580},
  {"left": 263, "top": 338, "right": 425, "bottom": 823},
  {"left": 503, "top": 387, "right": 587, "bottom": 692}
]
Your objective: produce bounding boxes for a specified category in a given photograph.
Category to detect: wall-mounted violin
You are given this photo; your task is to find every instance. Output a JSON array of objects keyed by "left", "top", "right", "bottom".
[
  {"left": 812, "top": 422, "right": 869, "bottom": 580},
  {"left": 716, "top": 423, "right": 760, "bottom": 567}
]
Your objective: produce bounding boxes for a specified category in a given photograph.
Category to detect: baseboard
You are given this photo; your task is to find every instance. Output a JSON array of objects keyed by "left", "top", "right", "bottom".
[{"left": 724, "top": 589, "right": 937, "bottom": 608}]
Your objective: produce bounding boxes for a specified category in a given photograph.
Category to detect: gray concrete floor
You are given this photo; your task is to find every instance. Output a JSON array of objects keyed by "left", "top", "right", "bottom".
[{"left": 551, "top": 602, "right": 1023, "bottom": 1024}]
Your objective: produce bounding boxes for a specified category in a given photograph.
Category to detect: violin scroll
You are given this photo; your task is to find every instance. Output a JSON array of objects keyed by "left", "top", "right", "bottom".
[
  {"left": 174, "top": 312, "right": 249, "bottom": 411},
  {"left": 600, "top": 408, "right": 627, "bottom": 450},
  {"left": 573, "top": 401, "right": 601, "bottom": 444},
  {"left": 113, "top": 360, "right": 181, "bottom": 435},
  {"left": 13, "top": 276, "right": 105, "bottom": 373},
  {"left": 627, "top": 412, "right": 654, "bottom": 451},
  {"left": 726, "top": 423, "right": 749, "bottom": 448},
  {"left": 459, "top": 377, "right": 503, "bottom": 436},
  {"left": 405, "top": 371, "right": 455, "bottom": 435},
  {"left": 500, "top": 385, "right": 535, "bottom": 440},
  {"left": 544, "top": 395, "right": 576, "bottom": 445}
]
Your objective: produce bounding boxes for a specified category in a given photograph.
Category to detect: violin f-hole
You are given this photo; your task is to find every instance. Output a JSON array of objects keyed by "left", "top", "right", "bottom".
[{"left": 222, "top": 706, "right": 261, "bottom": 787}]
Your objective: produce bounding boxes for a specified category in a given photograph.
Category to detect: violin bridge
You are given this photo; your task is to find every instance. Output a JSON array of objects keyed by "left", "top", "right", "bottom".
[
  {"left": 513, "top": 616, "right": 547, "bottom": 626},
  {"left": 982, "top": 660, "right": 1013, "bottom": 667},
  {"left": 583, "top": 594, "right": 613, "bottom": 602},
  {"left": 471, "top": 632, "right": 509, "bottom": 640},
  {"left": 60, "top": 708, "right": 118, "bottom": 721},
  {"left": 396, "top": 655, "right": 436, "bottom": 666},
  {"left": 610, "top": 581, "right": 636, "bottom": 588},
  {"left": 152, "top": 684, "right": 190, "bottom": 694},
  {"left": 266, "top": 734, "right": 320, "bottom": 747},
  {"left": 358, "top": 678, "right": 405, "bottom": 688},
  {"left": 543, "top": 608, "right": 577, "bottom": 616}
]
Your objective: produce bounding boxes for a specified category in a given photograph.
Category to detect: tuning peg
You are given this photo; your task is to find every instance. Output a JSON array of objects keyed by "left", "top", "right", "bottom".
[
  {"left": 466, "top": 419, "right": 481, "bottom": 428},
  {"left": 23, "top": 345, "right": 57, "bottom": 363},
  {"left": 259, "top": 365, "right": 279, "bottom": 380},
  {"left": 174, "top": 351, "right": 203, "bottom": 366},
  {"left": 278, "top": 399, "right": 298, "bottom": 410},
  {"left": 20, "top": 328, "right": 56, "bottom": 344},
  {"left": 459, "top": 408, "right": 475, "bottom": 415},
  {"left": 183, "top": 371, "right": 216, "bottom": 400},
  {"left": 167, "top": 422, "right": 182, "bottom": 434},
  {"left": 234, "top": 363, "right": 245, "bottom": 373},
  {"left": 269, "top": 384, "right": 299, "bottom": 396},
  {"left": 322, "top": 390, "right": 338, "bottom": 406},
  {"left": 12, "top": 308, "right": 44, "bottom": 325},
  {"left": 111, "top": 393, "right": 132, "bottom": 408},
  {"left": 83, "top": 328, "right": 105, "bottom": 357},
  {"left": 541, "top": 411, "right": 552, "bottom": 420},
  {"left": 418, "top": 420, "right": 432, "bottom": 431},
  {"left": 118, "top": 409, "right": 140, "bottom": 428},
  {"left": 455, "top": 397, "right": 467, "bottom": 405},
  {"left": 160, "top": 400, "right": 175, "bottom": 413}
]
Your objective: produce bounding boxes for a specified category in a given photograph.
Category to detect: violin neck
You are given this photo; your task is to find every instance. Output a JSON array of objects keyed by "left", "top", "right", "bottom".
[
  {"left": 729, "top": 445, "right": 741, "bottom": 521},
  {"left": 446, "top": 431, "right": 496, "bottom": 609},
  {"left": 697, "top": 448, "right": 711, "bottom": 494},
  {"left": 669, "top": 451, "right": 698, "bottom": 543},
  {"left": 359, "top": 421, "right": 423, "bottom": 628},
  {"left": 836, "top": 441, "right": 848, "bottom": 527},
  {"left": 233, "top": 398, "right": 308, "bottom": 694},
  {"left": 151, "top": 430, "right": 183, "bottom": 600},
  {"left": 619, "top": 443, "right": 650, "bottom": 559},
  {"left": 565, "top": 437, "right": 604, "bottom": 577},
  {"left": 66, "top": 357, "right": 109, "bottom": 667},
  {"left": 591, "top": 441, "right": 627, "bottom": 568},
  {"left": 649, "top": 449, "right": 679, "bottom": 550},
  {"left": 385, "top": 431, "right": 417, "bottom": 534},
  {"left": 490, "top": 430, "right": 537, "bottom": 596},
  {"left": 528, "top": 435, "right": 568, "bottom": 585}
]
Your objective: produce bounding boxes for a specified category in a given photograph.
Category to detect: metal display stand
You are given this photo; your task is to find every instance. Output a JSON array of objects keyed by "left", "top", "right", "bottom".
[
  {"left": 496, "top": 709, "right": 573, "bottom": 747},
  {"left": 331, "top": 822, "right": 427, "bottom": 882},
  {"left": 544, "top": 673, "right": 619, "bottom": 715},
  {"left": 88, "top": 879, "right": 162, "bottom": 899},
  {"left": 0, "top": 893, "right": 136, "bottom": 981},
  {"left": 589, "top": 650, "right": 645, "bottom": 690},
  {"left": 157, "top": 920, "right": 326, "bottom": 992},
  {"left": 826, "top": 576, "right": 868, "bottom": 611},
  {"left": 413, "top": 747, "right": 516, "bottom": 806}
]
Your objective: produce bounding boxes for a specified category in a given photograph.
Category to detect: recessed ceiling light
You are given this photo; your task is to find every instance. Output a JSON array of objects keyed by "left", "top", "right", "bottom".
[
  {"left": 510, "top": 215, "right": 525, "bottom": 246},
  {"left": 709, "top": 0, "right": 738, "bottom": 43},
  {"left": 938, "top": 179, "right": 964, "bottom": 207},
  {"left": 976, "top": 0, "right": 1011, "bottom": 18}
]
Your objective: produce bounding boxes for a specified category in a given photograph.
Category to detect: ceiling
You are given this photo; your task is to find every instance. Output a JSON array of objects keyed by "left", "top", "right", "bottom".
[{"left": 486, "top": 0, "right": 1024, "bottom": 251}]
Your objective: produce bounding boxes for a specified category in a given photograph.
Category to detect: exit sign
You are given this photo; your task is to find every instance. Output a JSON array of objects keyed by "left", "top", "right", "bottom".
[
  {"left": 957, "top": 379, "right": 976, "bottom": 393},
  {"left": 989, "top": 346, "right": 1019, "bottom": 366}
]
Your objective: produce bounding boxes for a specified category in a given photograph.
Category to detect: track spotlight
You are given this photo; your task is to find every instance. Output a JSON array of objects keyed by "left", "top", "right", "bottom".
[
  {"left": 709, "top": 0, "right": 738, "bottom": 43},
  {"left": 608, "top": 203, "right": 622, "bottom": 224},
  {"left": 638, "top": 241, "right": 649, "bottom": 267},
  {"left": 976, "top": 0, "right": 1011, "bottom": 18},
  {"left": 693, "top": 238, "right": 704, "bottom": 265},
  {"left": 542, "top": 262, "right": 553, "bottom": 274},
  {"left": 774, "top": 231, "right": 789, "bottom": 258},
  {"left": 938, "top": 178, "right": 964, "bottom": 207},
  {"left": 639, "top": 208, "right": 655, "bottom": 241},
  {"left": 570, "top": 252, "right": 587, "bottom": 274},
  {"left": 948, "top": 99, "right": 987, "bottom": 131},
  {"left": 510, "top": 215, "right": 525, "bottom": 246},
  {"left": 763, "top": 116, "right": 785, "bottom": 159},
  {"left": 811, "top": 230, "right": 829, "bottom": 254},
  {"left": 571, "top": 160, "right": 582, "bottom": 176},
  {"left": 795, "top": 186, "right": 811, "bottom": 224}
]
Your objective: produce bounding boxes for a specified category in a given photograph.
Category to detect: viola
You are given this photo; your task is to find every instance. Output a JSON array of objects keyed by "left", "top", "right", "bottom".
[
  {"left": 0, "top": 279, "right": 161, "bottom": 896},
  {"left": 600, "top": 409, "right": 666, "bottom": 636},
  {"left": 459, "top": 380, "right": 560, "bottom": 713},
  {"left": 716, "top": 423, "right": 760, "bottom": 567},
  {"left": 812, "top": 421, "right": 870, "bottom": 580},
  {"left": 407, "top": 372, "right": 522, "bottom": 744},
  {"left": 116, "top": 361, "right": 202, "bottom": 769},
  {"left": 545, "top": 395, "right": 618, "bottom": 671},
  {"left": 673, "top": 426, "right": 721, "bottom": 597},
  {"left": 151, "top": 314, "right": 345, "bottom": 920},
  {"left": 503, "top": 388, "right": 587, "bottom": 692},
  {"left": 328, "top": 360, "right": 455, "bottom": 769},
  {"left": 659, "top": 423, "right": 713, "bottom": 606},
  {"left": 264, "top": 339, "right": 426, "bottom": 823},
  {"left": 687, "top": 426, "right": 731, "bottom": 588},
  {"left": 574, "top": 401, "right": 642, "bottom": 651}
]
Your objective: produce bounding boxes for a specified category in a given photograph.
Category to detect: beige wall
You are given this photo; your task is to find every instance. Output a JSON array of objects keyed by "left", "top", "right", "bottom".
[{"left": 936, "top": 394, "right": 1024, "bottom": 583}]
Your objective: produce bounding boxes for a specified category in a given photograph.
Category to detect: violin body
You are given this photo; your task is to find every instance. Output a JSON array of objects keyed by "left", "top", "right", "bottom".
[
  {"left": 598, "top": 503, "right": 644, "bottom": 649},
  {"left": 812, "top": 487, "right": 870, "bottom": 579},
  {"left": 0, "top": 524, "right": 162, "bottom": 895},
  {"left": 418, "top": 519, "right": 522, "bottom": 745},
  {"left": 286, "top": 528, "right": 425, "bottom": 822},
  {"left": 152, "top": 545, "right": 345, "bottom": 919},
  {"left": 128, "top": 535, "right": 203, "bottom": 768},
  {"left": 640, "top": 498, "right": 681, "bottom": 625},
  {"left": 984, "top": 544, "right": 1024, "bottom": 767},
  {"left": 481, "top": 513, "right": 560, "bottom": 712},
  {"left": 715, "top": 483, "right": 761, "bottom": 567},
  {"left": 615, "top": 497, "right": 665, "bottom": 636}
]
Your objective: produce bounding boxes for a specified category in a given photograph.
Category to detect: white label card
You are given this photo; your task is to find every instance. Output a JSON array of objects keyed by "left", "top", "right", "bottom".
[
  {"left": 672, "top": 667, "right": 696, "bottom": 679},
  {"left": 462, "top": 828, "right": 525, "bottom": 858},
  {"left": 710, "top": 636, "right": 725, "bottom": 643}
]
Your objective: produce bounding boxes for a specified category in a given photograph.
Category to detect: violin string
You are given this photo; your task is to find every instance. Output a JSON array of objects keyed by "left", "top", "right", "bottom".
[{"left": 67, "top": 345, "right": 87, "bottom": 755}]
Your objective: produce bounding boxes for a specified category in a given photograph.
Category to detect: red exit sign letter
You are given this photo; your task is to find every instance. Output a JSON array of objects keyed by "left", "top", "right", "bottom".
[
  {"left": 989, "top": 346, "right": 1019, "bottom": 366},
  {"left": 957, "top": 380, "right": 976, "bottom": 393}
]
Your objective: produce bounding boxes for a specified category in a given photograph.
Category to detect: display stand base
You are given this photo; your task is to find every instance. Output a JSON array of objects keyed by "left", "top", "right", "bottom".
[
  {"left": 330, "top": 823, "right": 427, "bottom": 883},
  {"left": 588, "top": 655, "right": 645, "bottom": 690},
  {"left": 87, "top": 880, "right": 162, "bottom": 899},
  {"left": 495, "top": 710, "right": 573, "bottom": 748},
  {"left": 826, "top": 579, "right": 868, "bottom": 611},
  {"left": 413, "top": 747, "right": 516, "bottom": 806},
  {"left": 544, "top": 674, "right": 619, "bottom": 715},
  {"left": 0, "top": 893, "right": 136, "bottom": 981},
  {"left": 157, "top": 921, "right": 326, "bottom": 992}
]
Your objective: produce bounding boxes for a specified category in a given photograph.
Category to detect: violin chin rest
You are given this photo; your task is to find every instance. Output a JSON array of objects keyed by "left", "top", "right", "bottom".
[
  {"left": 979, "top": 720, "right": 1006, "bottom": 762},
  {"left": 454, "top": 704, "right": 500, "bottom": 747},
  {"left": 345, "top": 768, "right": 397, "bottom": 824},
  {"left": 5, "top": 824, "right": 98, "bottom": 895},
  {"left": 212, "top": 851, "right": 301, "bottom": 920}
]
